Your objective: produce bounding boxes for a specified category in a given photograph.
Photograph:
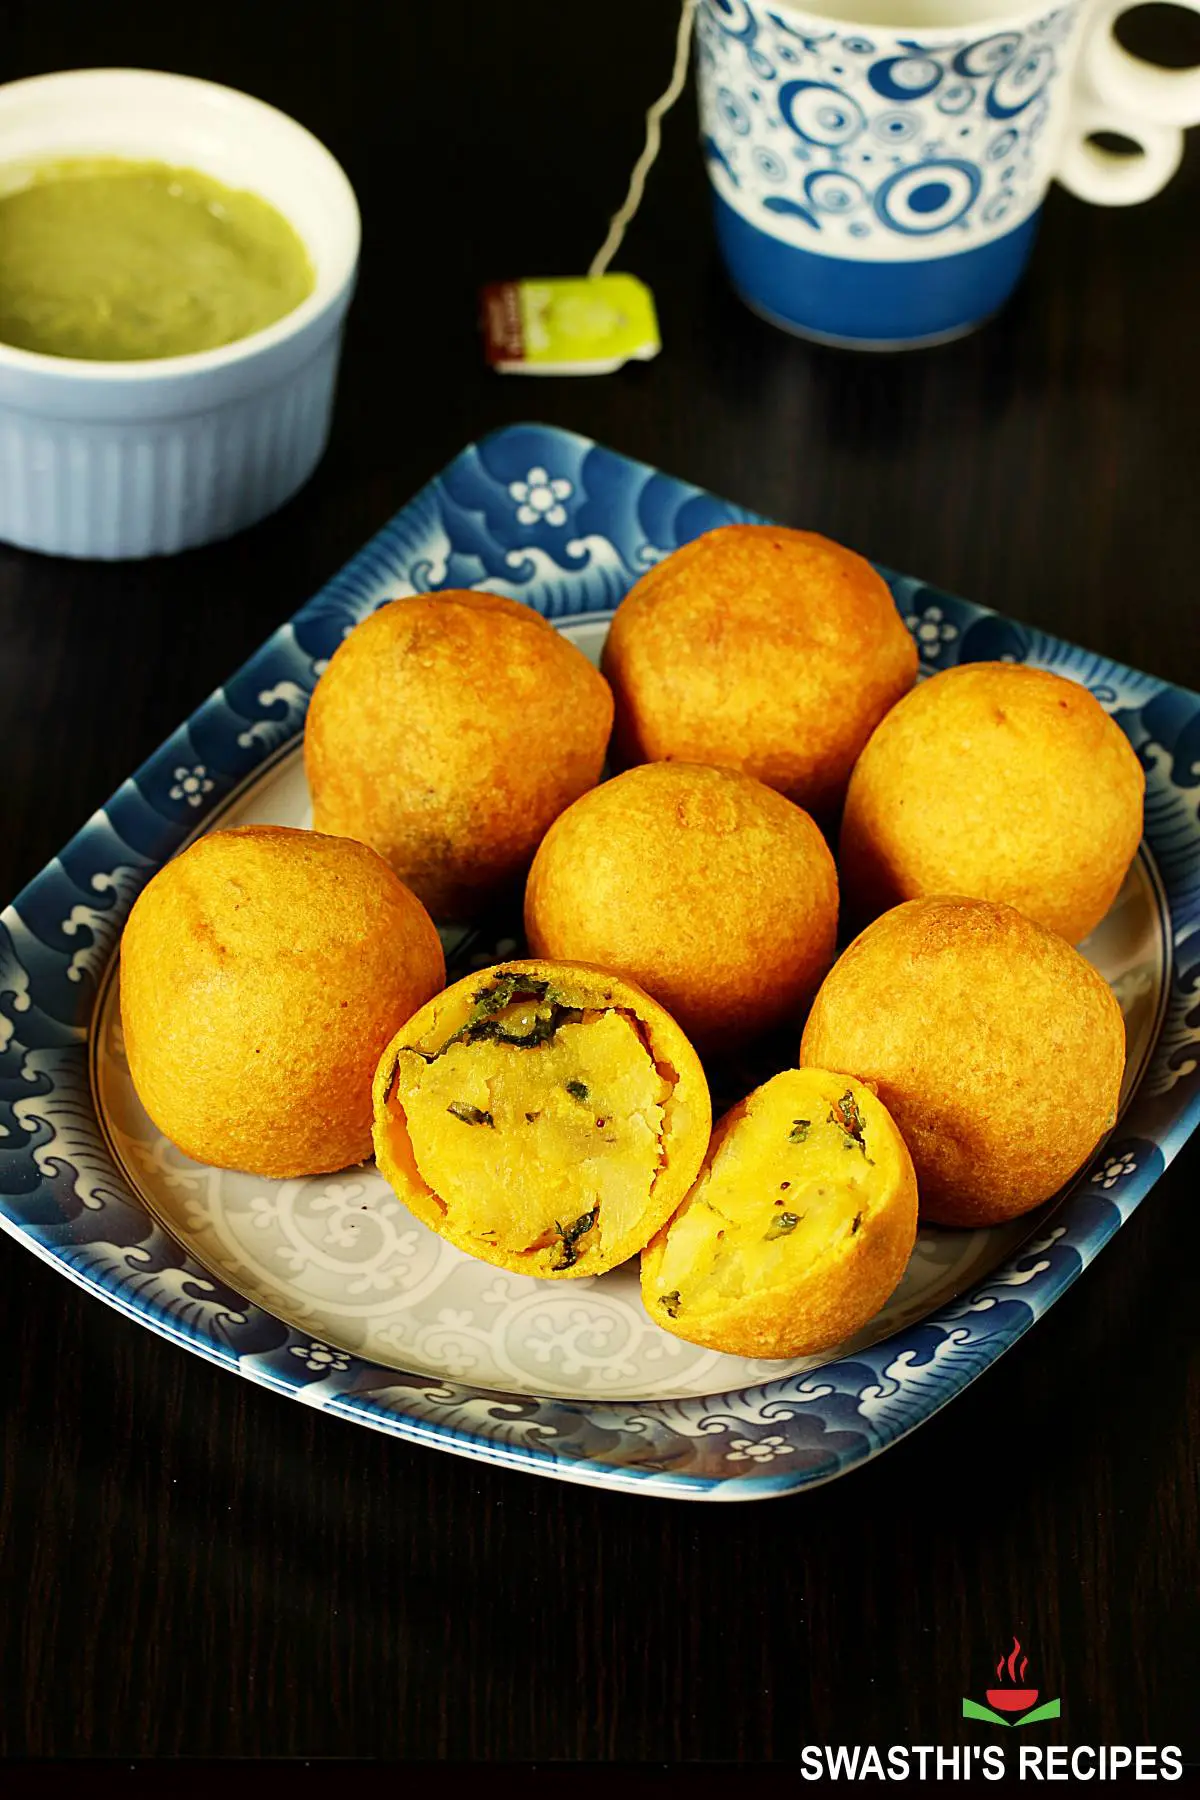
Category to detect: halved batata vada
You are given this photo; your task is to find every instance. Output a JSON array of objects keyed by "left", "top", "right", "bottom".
[
  {"left": 372, "top": 959, "right": 710, "bottom": 1279},
  {"left": 641, "top": 1069, "right": 917, "bottom": 1359}
]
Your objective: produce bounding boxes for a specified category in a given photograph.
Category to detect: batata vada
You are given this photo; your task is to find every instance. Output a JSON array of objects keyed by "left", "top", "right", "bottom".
[
  {"left": 641, "top": 1069, "right": 917, "bottom": 1359},
  {"left": 800, "top": 896, "right": 1126, "bottom": 1227},
  {"left": 372, "top": 959, "right": 711, "bottom": 1279},
  {"left": 120, "top": 825, "right": 445, "bottom": 1178},
  {"left": 839, "top": 661, "right": 1145, "bottom": 943},
  {"left": 524, "top": 762, "right": 838, "bottom": 1048},
  {"left": 304, "top": 591, "right": 613, "bottom": 919},
  {"left": 601, "top": 525, "right": 917, "bottom": 816}
]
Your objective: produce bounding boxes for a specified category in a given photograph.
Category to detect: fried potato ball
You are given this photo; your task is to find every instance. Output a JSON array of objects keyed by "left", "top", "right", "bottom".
[
  {"left": 372, "top": 959, "right": 711, "bottom": 1279},
  {"left": 839, "top": 661, "right": 1145, "bottom": 943},
  {"left": 641, "top": 1069, "right": 917, "bottom": 1360},
  {"left": 601, "top": 525, "right": 918, "bottom": 816},
  {"left": 524, "top": 762, "right": 838, "bottom": 1048},
  {"left": 120, "top": 825, "right": 445, "bottom": 1178},
  {"left": 304, "top": 591, "right": 614, "bottom": 919},
  {"left": 800, "top": 896, "right": 1126, "bottom": 1227}
]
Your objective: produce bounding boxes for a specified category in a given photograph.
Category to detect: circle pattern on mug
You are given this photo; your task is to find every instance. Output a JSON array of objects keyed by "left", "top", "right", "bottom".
[
  {"left": 981, "top": 188, "right": 1017, "bottom": 224},
  {"left": 804, "top": 168, "right": 867, "bottom": 213},
  {"left": 718, "top": 86, "right": 752, "bottom": 135},
  {"left": 779, "top": 79, "right": 867, "bottom": 148},
  {"left": 987, "top": 47, "right": 1054, "bottom": 118},
  {"left": 753, "top": 144, "right": 788, "bottom": 182},
  {"left": 868, "top": 56, "right": 943, "bottom": 102},
  {"left": 1026, "top": 93, "right": 1052, "bottom": 138},
  {"left": 872, "top": 110, "right": 921, "bottom": 145},
  {"left": 873, "top": 159, "right": 982, "bottom": 234},
  {"left": 953, "top": 32, "right": 1022, "bottom": 79},
  {"left": 711, "top": 0, "right": 757, "bottom": 42},
  {"left": 696, "top": 0, "right": 1079, "bottom": 255},
  {"left": 936, "top": 82, "right": 976, "bottom": 116}
]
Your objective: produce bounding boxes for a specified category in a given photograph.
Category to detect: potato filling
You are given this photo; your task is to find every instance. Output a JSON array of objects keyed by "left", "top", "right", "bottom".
[
  {"left": 392, "top": 978, "right": 672, "bottom": 1268},
  {"left": 651, "top": 1088, "right": 880, "bottom": 1317}
]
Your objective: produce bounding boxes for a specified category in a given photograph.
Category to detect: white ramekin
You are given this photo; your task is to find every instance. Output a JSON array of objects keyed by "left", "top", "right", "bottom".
[{"left": 0, "top": 69, "right": 360, "bottom": 560}]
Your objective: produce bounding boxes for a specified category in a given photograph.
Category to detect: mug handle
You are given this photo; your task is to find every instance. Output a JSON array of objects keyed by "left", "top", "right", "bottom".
[{"left": 1057, "top": 0, "right": 1200, "bottom": 206}]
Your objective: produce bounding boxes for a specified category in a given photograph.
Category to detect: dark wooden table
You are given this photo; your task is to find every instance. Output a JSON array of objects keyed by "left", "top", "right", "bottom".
[{"left": 1, "top": 0, "right": 1197, "bottom": 1768}]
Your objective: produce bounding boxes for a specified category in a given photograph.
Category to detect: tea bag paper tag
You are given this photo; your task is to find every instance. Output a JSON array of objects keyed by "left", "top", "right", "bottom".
[
  {"left": 481, "top": 0, "right": 695, "bottom": 376},
  {"left": 481, "top": 274, "right": 661, "bottom": 376}
]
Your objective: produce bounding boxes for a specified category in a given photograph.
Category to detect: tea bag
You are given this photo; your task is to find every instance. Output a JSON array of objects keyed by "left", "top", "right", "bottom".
[{"left": 481, "top": 0, "right": 697, "bottom": 376}]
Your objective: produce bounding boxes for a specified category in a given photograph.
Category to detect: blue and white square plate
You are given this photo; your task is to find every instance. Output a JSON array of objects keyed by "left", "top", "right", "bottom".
[{"left": 3, "top": 424, "right": 1198, "bottom": 1501}]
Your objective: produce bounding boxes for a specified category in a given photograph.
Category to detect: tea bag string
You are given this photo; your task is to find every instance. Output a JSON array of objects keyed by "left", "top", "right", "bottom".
[{"left": 588, "top": 0, "right": 700, "bottom": 280}]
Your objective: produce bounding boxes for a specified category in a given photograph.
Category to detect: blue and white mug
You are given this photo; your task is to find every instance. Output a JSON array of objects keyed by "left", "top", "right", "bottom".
[{"left": 695, "top": 0, "right": 1200, "bottom": 347}]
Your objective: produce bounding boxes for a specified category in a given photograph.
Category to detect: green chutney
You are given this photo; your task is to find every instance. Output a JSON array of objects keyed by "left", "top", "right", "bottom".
[{"left": 0, "top": 157, "right": 316, "bottom": 361}]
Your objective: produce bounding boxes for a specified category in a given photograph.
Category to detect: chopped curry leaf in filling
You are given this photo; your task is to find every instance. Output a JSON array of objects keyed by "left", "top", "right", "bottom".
[
  {"left": 393, "top": 978, "right": 672, "bottom": 1266},
  {"left": 553, "top": 1204, "right": 600, "bottom": 1271},
  {"left": 829, "top": 1088, "right": 871, "bottom": 1159},
  {"left": 651, "top": 1085, "right": 882, "bottom": 1316},
  {"left": 447, "top": 1102, "right": 495, "bottom": 1128}
]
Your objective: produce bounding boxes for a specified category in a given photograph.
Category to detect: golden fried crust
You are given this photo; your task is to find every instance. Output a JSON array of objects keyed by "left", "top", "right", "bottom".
[
  {"left": 304, "top": 591, "right": 614, "bottom": 919},
  {"left": 372, "top": 959, "right": 711, "bottom": 1279},
  {"left": 641, "top": 1069, "right": 917, "bottom": 1359},
  {"left": 524, "top": 762, "right": 838, "bottom": 1047},
  {"left": 799, "top": 896, "right": 1126, "bottom": 1226},
  {"left": 839, "top": 661, "right": 1146, "bottom": 944},
  {"left": 601, "top": 525, "right": 917, "bottom": 816},
  {"left": 119, "top": 825, "right": 446, "bottom": 1179}
]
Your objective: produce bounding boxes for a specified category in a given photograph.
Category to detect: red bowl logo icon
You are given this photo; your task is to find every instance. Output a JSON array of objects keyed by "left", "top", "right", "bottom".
[{"left": 985, "top": 1687, "right": 1040, "bottom": 1713}]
